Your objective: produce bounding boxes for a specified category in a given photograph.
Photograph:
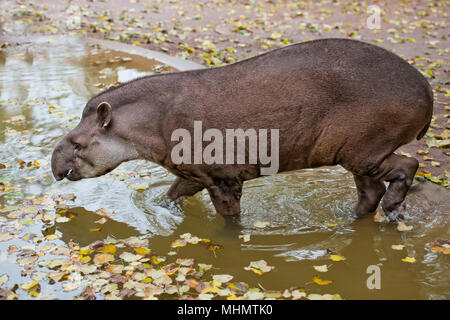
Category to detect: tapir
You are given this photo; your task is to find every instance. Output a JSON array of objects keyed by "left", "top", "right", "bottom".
[{"left": 51, "top": 38, "right": 433, "bottom": 220}]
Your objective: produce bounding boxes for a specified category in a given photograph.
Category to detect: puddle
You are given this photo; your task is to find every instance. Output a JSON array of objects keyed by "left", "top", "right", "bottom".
[{"left": 0, "top": 38, "right": 449, "bottom": 299}]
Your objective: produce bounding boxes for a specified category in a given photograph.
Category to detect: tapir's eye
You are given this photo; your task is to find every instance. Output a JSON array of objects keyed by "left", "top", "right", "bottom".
[{"left": 74, "top": 143, "right": 81, "bottom": 152}]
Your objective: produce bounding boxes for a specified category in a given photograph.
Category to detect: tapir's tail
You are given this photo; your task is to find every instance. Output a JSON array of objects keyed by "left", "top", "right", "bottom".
[{"left": 416, "top": 122, "right": 430, "bottom": 140}]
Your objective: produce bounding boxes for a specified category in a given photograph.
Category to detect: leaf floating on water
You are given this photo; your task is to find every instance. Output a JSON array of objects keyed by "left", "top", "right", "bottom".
[
  {"left": 45, "top": 234, "right": 59, "bottom": 240},
  {"left": 75, "top": 286, "right": 96, "bottom": 300},
  {"left": 397, "top": 222, "right": 413, "bottom": 232},
  {"left": 93, "top": 253, "right": 114, "bottom": 265},
  {"left": 95, "top": 208, "right": 115, "bottom": 218},
  {"left": 120, "top": 236, "right": 148, "bottom": 248},
  {"left": 429, "top": 240, "right": 450, "bottom": 255},
  {"left": 373, "top": 211, "right": 386, "bottom": 223},
  {"left": 0, "top": 274, "right": 9, "bottom": 287},
  {"left": 391, "top": 244, "right": 405, "bottom": 251},
  {"left": 20, "top": 280, "right": 40, "bottom": 297},
  {"left": 313, "top": 265, "right": 329, "bottom": 273},
  {"left": 105, "top": 264, "right": 124, "bottom": 274},
  {"left": 99, "top": 244, "right": 117, "bottom": 255},
  {"left": 212, "top": 274, "right": 233, "bottom": 283},
  {"left": 402, "top": 256, "right": 416, "bottom": 263},
  {"left": 291, "top": 290, "right": 307, "bottom": 300},
  {"left": 134, "top": 247, "right": 151, "bottom": 256},
  {"left": 330, "top": 254, "right": 346, "bottom": 262},
  {"left": 253, "top": 221, "right": 269, "bottom": 228},
  {"left": 0, "top": 231, "right": 18, "bottom": 242},
  {"left": 244, "top": 260, "right": 274, "bottom": 275},
  {"left": 89, "top": 227, "right": 102, "bottom": 232},
  {"left": 119, "top": 252, "right": 141, "bottom": 263},
  {"left": 238, "top": 234, "right": 251, "bottom": 242},
  {"left": 94, "top": 217, "right": 107, "bottom": 224},
  {"left": 48, "top": 271, "right": 67, "bottom": 283},
  {"left": 171, "top": 240, "right": 187, "bottom": 249},
  {"left": 312, "top": 275, "right": 333, "bottom": 286}
]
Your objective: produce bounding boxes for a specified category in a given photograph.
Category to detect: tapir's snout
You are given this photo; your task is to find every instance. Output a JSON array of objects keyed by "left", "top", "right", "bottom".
[{"left": 51, "top": 141, "right": 72, "bottom": 181}]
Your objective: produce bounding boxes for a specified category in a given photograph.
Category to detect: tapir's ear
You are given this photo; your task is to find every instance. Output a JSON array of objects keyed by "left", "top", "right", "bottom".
[{"left": 96, "top": 102, "right": 112, "bottom": 128}]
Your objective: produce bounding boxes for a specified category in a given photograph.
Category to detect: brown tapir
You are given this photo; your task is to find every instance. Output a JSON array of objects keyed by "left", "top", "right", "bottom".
[{"left": 51, "top": 38, "right": 433, "bottom": 221}]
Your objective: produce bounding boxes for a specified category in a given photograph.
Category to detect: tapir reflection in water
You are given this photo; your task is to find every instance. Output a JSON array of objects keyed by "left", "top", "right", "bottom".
[{"left": 51, "top": 39, "right": 433, "bottom": 221}]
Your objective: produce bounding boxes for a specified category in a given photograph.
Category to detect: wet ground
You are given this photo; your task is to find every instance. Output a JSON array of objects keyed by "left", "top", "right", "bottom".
[{"left": 0, "top": 39, "right": 449, "bottom": 300}]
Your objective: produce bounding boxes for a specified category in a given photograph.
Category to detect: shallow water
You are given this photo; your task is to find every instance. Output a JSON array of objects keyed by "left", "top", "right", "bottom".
[{"left": 0, "top": 38, "right": 448, "bottom": 299}]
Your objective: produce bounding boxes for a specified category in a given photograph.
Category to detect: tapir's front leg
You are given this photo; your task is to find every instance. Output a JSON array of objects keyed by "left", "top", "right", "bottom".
[
  {"left": 167, "top": 176, "right": 204, "bottom": 200},
  {"left": 207, "top": 180, "right": 243, "bottom": 216}
]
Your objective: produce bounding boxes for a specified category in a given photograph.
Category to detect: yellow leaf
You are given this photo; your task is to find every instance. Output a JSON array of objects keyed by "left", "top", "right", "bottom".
[
  {"left": 78, "top": 255, "right": 91, "bottom": 263},
  {"left": 134, "top": 247, "right": 151, "bottom": 255},
  {"left": 402, "top": 256, "right": 416, "bottom": 263},
  {"left": 330, "top": 254, "right": 346, "bottom": 261},
  {"left": 89, "top": 227, "right": 102, "bottom": 232},
  {"left": 79, "top": 249, "right": 94, "bottom": 255},
  {"left": 250, "top": 267, "right": 264, "bottom": 275},
  {"left": 171, "top": 240, "right": 186, "bottom": 248},
  {"left": 312, "top": 275, "right": 333, "bottom": 285},
  {"left": 45, "top": 234, "right": 59, "bottom": 240},
  {"left": 99, "top": 244, "right": 117, "bottom": 255},
  {"left": 152, "top": 256, "right": 165, "bottom": 264},
  {"left": 21, "top": 280, "right": 39, "bottom": 290}
]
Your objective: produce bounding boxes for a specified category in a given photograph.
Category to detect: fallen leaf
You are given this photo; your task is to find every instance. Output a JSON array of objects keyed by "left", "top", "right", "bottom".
[
  {"left": 99, "top": 244, "right": 117, "bottom": 254},
  {"left": 312, "top": 275, "right": 333, "bottom": 286},
  {"left": 134, "top": 247, "right": 151, "bottom": 256},
  {"left": 402, "top": 257, "right": 416, "bottom": 263},
  {"left": 373, "top": 211, "right": 386, "bottom": 223},
  {"left": 239, "top": 234, "right": 251, "bottom": 242},
  {"left": 391, "top": 244, "right": 405, "bottom": 250},
  {"left": 212, "top": 274, "right": 233, "bottom": 283},
  {"left": 397, "top": 222, "right": 413, "bottom": 232},
  {"left": 0, "top": 274, "right": 8, "bottom": 287},
  {"left": 94, "top": 217, "right": 107, "bottom": 224},
  {"left": 93, "top": 253, "right": 114, "bottom": 265},
  {"left": 330, "top": 254, "right": 346, "bottom": 262},
  {"left": 253, "top": 221, "right": 269, "bottom": 228},
  {"left": 313, "top": 265, "right": 329, "bottom": 272},
  {"left": 244, "top": 260, "right": 274, "bottom": 274},
  {"left": 119, "top": 252, "right": 141, "bottom": 263}
]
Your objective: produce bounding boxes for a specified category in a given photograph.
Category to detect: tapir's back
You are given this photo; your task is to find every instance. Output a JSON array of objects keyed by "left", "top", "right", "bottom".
[
  {"left": 167, "top": 38, "right": 433, "bottom": 172},
  {"left": 180, "top": 39, "right": 431, "bottom": 130}
]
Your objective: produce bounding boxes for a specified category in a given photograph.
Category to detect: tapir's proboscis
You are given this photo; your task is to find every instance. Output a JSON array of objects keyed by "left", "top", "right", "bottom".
[{"left": 51, "top": 39, "right": 433, "bottom": 221}]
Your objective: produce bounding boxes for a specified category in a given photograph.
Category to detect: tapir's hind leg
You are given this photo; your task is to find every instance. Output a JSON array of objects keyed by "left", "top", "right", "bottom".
[
  {"left": 353, "top": 174, "right": 386, "bottom": 217},
  {"left": 167, "top": 177, "right": 204, "bottom": 200},
  {"left": 371, "top": 153, "right": 419, "bottom": 220}
]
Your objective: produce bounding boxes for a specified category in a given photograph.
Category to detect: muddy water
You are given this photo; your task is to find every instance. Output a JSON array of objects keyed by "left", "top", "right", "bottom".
[{"left": 0, "top": 39, "right": 448, "bottom": 300}]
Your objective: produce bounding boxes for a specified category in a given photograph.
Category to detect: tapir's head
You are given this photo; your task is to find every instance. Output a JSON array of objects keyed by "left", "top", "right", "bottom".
[{"left": 51, "top": 101, "right": 139, "bottom": 181}]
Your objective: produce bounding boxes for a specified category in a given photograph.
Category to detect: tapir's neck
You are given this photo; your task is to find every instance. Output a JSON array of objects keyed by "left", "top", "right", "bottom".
[{"left": 114, "top": 101, "right": 170, "bottom": 166}]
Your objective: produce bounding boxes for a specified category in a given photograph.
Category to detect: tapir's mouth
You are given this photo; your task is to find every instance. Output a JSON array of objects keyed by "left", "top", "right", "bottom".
[
  {"left": 55, "top": 168, "right": 80, "bottom": 181},
  {"left": 65, "top": 168, "right": 82, "bottom": 181}
]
